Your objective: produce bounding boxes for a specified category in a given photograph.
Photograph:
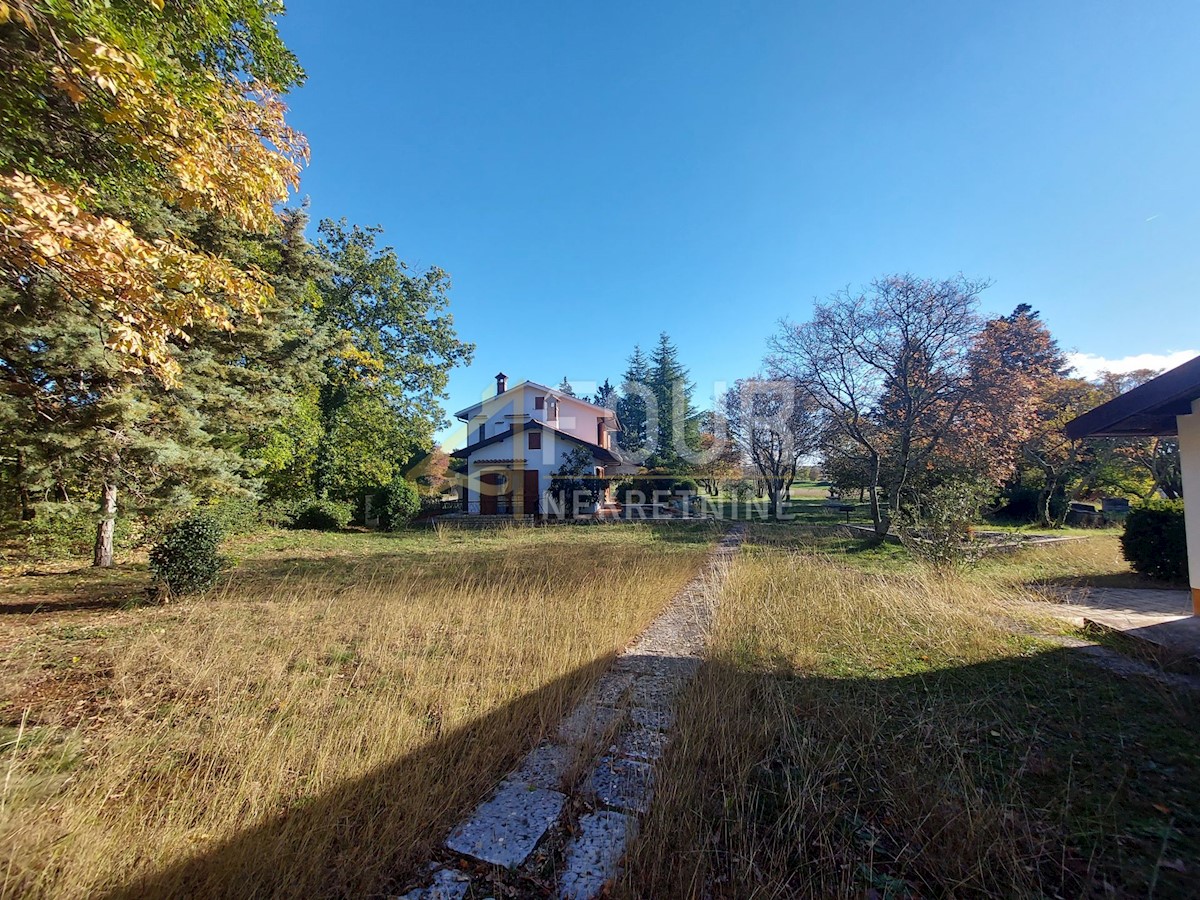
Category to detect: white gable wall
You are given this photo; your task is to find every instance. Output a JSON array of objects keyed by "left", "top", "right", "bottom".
[{"left": 462, "top": 383, "right": 615, "bottom": 449}]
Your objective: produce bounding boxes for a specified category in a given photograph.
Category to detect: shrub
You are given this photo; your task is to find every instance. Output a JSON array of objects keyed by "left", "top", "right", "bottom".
[
  {"left": 897, "top": 480, "right": 991, "bottom": 570},
  {"left": 292, "top": 499, "right": 352, "bottom": 531},
  {"left": 260, "top": 497, "right": 308, "bottom": 529},
  {"left": 206, "top": 496, "right": 261, "bottom": 536},
  {"left": 148, "top": 513, "right": 226, "bottom": 597},
  {"left": 14, "top": 504, "right": 97, "bottom": 560},
  {"left": 616, "top": 477, "right": 699, "bottom": 505},
  {"left": 1120, "top": 501, "right": 1187, "bottom": 581},
  {"left": 9, "top": 503, "right": 147, "bottom": 562},
  {"left": 378, "top": 478, "right": 421, "bottom": 531},
  {"left": 733, "top": 480, "right": 757, "bottom": 502}
]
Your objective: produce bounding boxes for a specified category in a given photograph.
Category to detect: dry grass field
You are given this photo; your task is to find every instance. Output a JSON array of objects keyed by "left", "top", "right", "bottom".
[
  {"left": 0, "top": 523, "right": 715, "bottom": 899},
  {"left": 621, "top": 531, "right": 1199, "bottom": 898}
]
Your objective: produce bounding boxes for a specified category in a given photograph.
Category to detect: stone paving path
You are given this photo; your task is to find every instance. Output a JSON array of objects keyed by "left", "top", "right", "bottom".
[
  {"left": 397, "top": 526, "right": 745, "bottom": 900},
  {"left": 1040, "top": 586, "right": 1200, "bottom": 669}
]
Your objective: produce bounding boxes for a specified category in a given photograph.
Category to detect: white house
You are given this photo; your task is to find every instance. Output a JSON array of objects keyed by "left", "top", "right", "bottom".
[{"left": 451, "top": 373, "right": 636, "bottom": 516}]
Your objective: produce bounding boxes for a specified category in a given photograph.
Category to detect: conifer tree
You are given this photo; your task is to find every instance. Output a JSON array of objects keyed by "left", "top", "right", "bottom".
[
  {"left": 648, "top": 332, "right": 700, "bottom": 468},
  {"left": 592, "top": 379, "right": 617, "bottom": 409},
  {"left": 616, "top": 346, "right": 651, "bottom": 456},
  {"left": 0, "top": 208, "right": 328, "bottom": 565}
]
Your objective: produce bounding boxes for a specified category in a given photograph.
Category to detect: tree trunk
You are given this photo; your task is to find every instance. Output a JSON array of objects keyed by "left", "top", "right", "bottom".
[
  {"left": 766, "top": 479, "right": 783, "bottom": 519},
  {"left": 868, "top": 452, "right": 888, "bottom": 536},
  {"left": 16, "top": 448, "right": 34, "bottom": 521},
  {"left": 1036, "top": 477, "right": 1055, "bottom": 528},
  {"left": 93, "top": 480, "right": 117, "bottom": 568}
]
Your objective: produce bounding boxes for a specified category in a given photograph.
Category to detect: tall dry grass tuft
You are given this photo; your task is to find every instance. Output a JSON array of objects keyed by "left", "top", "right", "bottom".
[
  {"left": 0, "top": 525, "right": 712, "bottom": 899},
  {"left": 621, "top": 539, "right": 1199, "bottom": 898}
]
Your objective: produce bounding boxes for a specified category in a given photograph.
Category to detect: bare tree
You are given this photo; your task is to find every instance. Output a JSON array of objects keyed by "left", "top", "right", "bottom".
[
  {"left": 723, "top": 377, "right": 814, "bottom": 515},
  {"left": 768, "top": 274, "right": 986, "bottom": 535},
  {"left": 693, "top": 409, "right": 744, "bottom": 496}
]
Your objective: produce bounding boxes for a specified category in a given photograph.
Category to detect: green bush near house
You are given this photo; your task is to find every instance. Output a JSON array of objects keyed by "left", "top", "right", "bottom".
[
  {"left": 378, "top": 478, "right": 421, "bottom": 531},
  {"left": 1120, "top": 500, "right": 1188, "bottom": 581},
  {"left": 292, "top": 499, "right": 354, "bottom": 531},
  {"left": 616, "top": 476, "right": 700, "bottom": 505},
  {"left": 149, "top": 513, "right": 226, "bottom": 597}
]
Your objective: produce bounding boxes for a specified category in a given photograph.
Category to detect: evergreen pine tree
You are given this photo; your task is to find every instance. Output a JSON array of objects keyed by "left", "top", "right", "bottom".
[
  {"left": 557, "top": 377, "right": 577, "bottom": 397},
  {"left": 615, "top": 346, "right": 651, "bottom": 457},
  {"left": 648, "top": 332, "right": 699, "bottom": 468},
  {"left": 0, "top": 207, "right": 330, "bottom": 565},
  {"left": 592, "top": 379, "right": 617, "bottom": 409}
]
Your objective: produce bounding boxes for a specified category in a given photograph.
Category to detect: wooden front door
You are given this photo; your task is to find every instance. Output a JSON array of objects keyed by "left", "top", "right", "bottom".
[
  {"left": 479, "top": 472, "right": 501, "bottom": 514},
  {"left": 521, "top": 470, "right": 540, "bottom": 515}
]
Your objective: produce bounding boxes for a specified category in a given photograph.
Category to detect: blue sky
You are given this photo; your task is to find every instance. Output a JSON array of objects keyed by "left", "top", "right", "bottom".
[{"left": 278, "top": 1, "right": 1200, "bottom": 445}]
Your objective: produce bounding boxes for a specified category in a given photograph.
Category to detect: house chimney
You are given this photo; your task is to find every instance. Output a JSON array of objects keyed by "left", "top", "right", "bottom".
[{"left": 495, "top": 372, "right": 508, "bottom": 394}]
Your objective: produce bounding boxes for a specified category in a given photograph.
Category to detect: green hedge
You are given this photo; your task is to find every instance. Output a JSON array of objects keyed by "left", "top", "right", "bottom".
[{"left": 1120, "top": 501, "right": 1187, "bottom": 582}]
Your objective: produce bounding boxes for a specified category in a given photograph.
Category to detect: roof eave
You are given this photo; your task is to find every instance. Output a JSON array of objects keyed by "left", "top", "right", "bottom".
[{"left": 1064, "top": 354, "right": 1200, "bottom": 439}]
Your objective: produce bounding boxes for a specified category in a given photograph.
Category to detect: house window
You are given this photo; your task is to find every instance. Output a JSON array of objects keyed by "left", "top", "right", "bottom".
[
  {"left": 528, "top": 432, "right": 542, "bottom": 450},
  {"left": 477, "top": 424, "right": 485, "bottom": 442},
  {"left": 534, "top": 396, "right": 545, "bottom": 410}
]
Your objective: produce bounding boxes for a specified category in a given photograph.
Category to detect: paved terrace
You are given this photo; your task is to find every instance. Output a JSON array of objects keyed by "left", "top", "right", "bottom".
[{"left": 1043, "top": 587, "right": 1200, "bottom": 669}]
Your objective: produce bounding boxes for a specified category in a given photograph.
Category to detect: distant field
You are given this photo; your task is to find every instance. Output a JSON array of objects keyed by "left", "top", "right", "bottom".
[
  {"left": 0, "top": 523, "right": 715, "bottom": 899},
  {"left": 621, "top": 530, "right": 1199, "bottom": 898}
]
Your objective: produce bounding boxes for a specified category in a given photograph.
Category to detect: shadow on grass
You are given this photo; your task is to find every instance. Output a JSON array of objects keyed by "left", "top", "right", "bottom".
[
  {"left": 97, "top": 653, "right": 615, "bottom": 900},
  {"left": 0, "top": 573, "right": 152, "bottom": 615},
  {"left": 0, "top": 595, "right": 148, "bottom": 616},
  {"left": 623, "top": 646, "right": 1200, "bottom": 900},
  {"left": 82, "top": 638, "right": 1200, "bottom": 899}
]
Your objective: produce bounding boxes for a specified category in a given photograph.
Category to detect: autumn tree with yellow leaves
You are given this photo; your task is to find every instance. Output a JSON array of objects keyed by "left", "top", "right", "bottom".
[
  {"left": 1, "top": 4, "right": 473, "bottom": 567},
  {"left": 0, "top": 0, "right": 307, "bottom": 383}
]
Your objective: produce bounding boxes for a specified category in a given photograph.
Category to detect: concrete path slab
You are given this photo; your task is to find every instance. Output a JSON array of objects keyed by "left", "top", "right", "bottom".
[
  {"left": 396, "top": 867, "right": 470, "bottom": 900},
  {"left": 558, "top": 811, "right": 634, "bottom": 900},
  {"left": 513, "top": 741, "right": 575, "bottom": 791},
  {"left": 590, "top": 755, "right": 655, "bottom": 814},
  {"left": 444, "top": 780, "right": 567, "bottom": 867},
  {"left": 614, "top": 724, "right": 667, "bottom": 761}
]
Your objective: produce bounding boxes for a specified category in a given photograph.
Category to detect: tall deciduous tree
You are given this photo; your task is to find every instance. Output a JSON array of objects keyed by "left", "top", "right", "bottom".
[
  {"left": 723, "top": 378, "right": 814, "bottom": 513},
  {"left": 1, "top": 0, "right": 309, "bottom": 564},
  {"left": 769, "top": 274, "right": 986, "bottom": 535},
  {"left": 310, "top": 220, "right": 473, "bottom": 501},
  {"left": 1018, "top": 377, "right": 1112, "bottom": 527},
  {"left": 939, "top": 305, "right": 1069, "bottom": 489},
  {"left": 0, "top": 0, "right": 307, "bottom": 383},
  {"left": 693, "top": 410, "right": 743, "bottom": 496}
]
